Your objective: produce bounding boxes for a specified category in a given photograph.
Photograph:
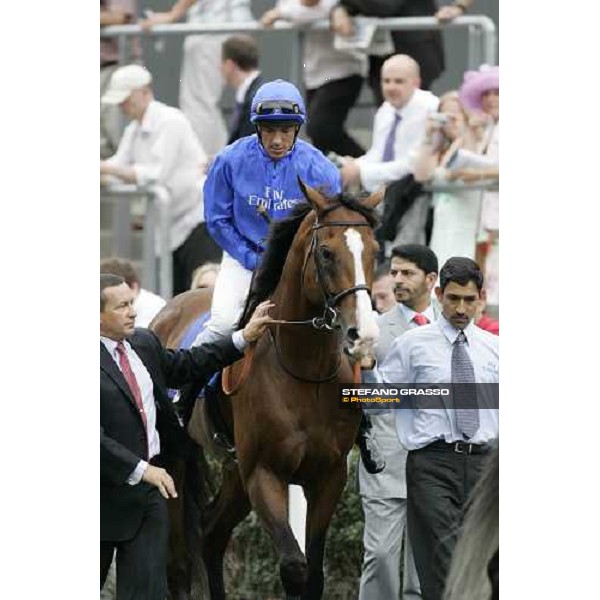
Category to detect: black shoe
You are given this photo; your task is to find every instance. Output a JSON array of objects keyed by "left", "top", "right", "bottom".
[{"left": 357, "top": 414, "right": 386, "bottom": 474}]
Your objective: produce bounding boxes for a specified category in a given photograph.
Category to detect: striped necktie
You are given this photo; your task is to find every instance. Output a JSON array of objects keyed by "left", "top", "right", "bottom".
[
  {"left": 451, "top": 331, "right": 480, "bottom": 439},
  {"left": 382, "top": 112, "right": 402, "bottom": 162}
]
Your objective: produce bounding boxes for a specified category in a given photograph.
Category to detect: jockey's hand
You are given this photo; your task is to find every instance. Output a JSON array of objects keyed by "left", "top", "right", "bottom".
[
  {"left": 142, "top": 465, "right": 178, "bottom": 499},
  {"left": 242, "top": 301, "right": 275, "bottom": 343}
]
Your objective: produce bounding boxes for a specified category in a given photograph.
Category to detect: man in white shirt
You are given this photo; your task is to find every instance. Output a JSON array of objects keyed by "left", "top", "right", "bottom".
[
  {"left": 362, "top": 257, "right": 499, "bottom": 600},
  {"left": 100, "top": 65, "right": 221, "bottom": 295},
  {"left": 221, "top": 34, "right": 265, "bottom": 144},
  {"left": 359, "top": 244, "right": 440, "bottom": 600},
  {"left": 341, "top": 54, "right": 438, "bottom": 250},
  {"left": 100, "top": 257, "right": 166, "bottom": 327}
]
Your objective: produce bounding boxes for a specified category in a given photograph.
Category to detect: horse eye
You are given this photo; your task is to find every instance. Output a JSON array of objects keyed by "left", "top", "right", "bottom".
[{"left": 319, "top": 246, "right": 334, "bottom": 261}]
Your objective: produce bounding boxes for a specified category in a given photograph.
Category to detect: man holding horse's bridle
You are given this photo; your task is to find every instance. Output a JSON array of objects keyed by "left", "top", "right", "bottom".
[{"left": 100, "top": 274, "right": 273, "bottom": 598}]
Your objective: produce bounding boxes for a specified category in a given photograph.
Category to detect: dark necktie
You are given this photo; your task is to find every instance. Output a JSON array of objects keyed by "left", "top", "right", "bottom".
[
  {"left": 382, "top": 112, "right": 402, "bottom": 162},
  {"left": 116, "top": 342, "right": 148, "bottom": 436},
  {"left": 412, "top": 313, "right": 429, "bottom": 326},
  {"left": 451, "top": 331, "right": 480, "bottom": 439}
]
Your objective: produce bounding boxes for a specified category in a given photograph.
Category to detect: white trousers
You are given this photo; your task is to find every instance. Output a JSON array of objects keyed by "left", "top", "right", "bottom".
[
  {"left": 191, "top": 252, "right": 254, "bottom": 347},
  {"left": 180, "top": 35, "right": 228, "bottom": 157}
]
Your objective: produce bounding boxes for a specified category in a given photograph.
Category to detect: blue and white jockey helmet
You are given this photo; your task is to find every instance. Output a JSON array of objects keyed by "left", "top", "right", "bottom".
[{"left": 250, "top": 79, "right": 306, "bottom": 125}]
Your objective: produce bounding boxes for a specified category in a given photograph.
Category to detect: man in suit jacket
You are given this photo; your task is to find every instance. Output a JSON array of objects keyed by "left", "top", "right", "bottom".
[
  {"left": 221, "top": 34, "right": 265, "bottom": 144},
  {"left": 358, "top": 244, "right": 439, "bottom": 600},
  {"left": 100, "top": 274, "right": 273, "bottom": 598}
]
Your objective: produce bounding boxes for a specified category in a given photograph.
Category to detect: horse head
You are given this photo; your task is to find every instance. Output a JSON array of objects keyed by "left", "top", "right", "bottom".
[{"left": 298, "top": 178, "right": 383, "bottom": 360}]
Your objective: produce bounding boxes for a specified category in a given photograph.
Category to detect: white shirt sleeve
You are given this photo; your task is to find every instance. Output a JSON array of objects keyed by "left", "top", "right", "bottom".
[
  {"left": 359, "top": 158, "right": 414, "bottom": 192},
  {"left": 232, "top": 330, "right": 248, "bottom": 352},
  {"left": 104, "top": 123, "right": 135, "bottom": 167},
  {"left": 127, "top": 459, "right": 148, "bottom": 486},
  {"left": 450, "top": 149, "right": 498, "bottom": 170}
]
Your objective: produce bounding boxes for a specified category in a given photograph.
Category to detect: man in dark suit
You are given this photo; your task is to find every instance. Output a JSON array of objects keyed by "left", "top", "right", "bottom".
[
  {"left": 221, "top": 34, "right": 264, "bottom": 144},
  {"left": 100, "top": 274, "right": 273, "bottom": 598}
]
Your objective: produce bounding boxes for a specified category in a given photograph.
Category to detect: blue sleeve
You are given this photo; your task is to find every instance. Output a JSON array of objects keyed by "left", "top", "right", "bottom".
[
  {"left": 204, "top": 154, "right": 259, "bottom": 270},
  {"left": 307, "top": 152, "right": 342, "bottom": 198}
]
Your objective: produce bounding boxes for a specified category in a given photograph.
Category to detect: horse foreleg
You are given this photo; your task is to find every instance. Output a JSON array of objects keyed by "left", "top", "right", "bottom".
[
  {"left": 203, "top": 463, "right": 251, "bottom": 600},
  {"left": 302, "top": 466, "right": 348, "bottom": 600},
  {"left": 246, "top": 466, "right": 307, "bottom": 599}
]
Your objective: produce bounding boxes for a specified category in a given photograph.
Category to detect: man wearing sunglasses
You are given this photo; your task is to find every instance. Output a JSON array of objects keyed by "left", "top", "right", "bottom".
[{"left": 186, "top": 79, "right": 341, "bottom": 351}]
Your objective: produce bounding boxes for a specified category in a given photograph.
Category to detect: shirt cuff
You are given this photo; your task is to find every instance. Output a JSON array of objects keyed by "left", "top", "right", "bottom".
[
  {"left": 127, "top": 460, "right": 148, "bottom": 485},
  {"left": 232, "top": 330, "right": 248, "bottom": 353}
]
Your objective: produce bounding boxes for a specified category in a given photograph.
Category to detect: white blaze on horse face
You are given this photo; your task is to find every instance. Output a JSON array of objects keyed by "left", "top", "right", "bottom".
[{"left": 344, "top": 229, "right": 379, "bottom": 353}]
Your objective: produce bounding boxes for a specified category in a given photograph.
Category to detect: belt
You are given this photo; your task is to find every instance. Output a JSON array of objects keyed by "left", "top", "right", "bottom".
[{"left": 424, "top": 440, "right": 491, "bottom": 455}]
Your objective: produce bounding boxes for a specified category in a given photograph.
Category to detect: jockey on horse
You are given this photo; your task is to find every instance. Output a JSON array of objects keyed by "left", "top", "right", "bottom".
[{"left": 184, "top": 78, "right": 384, "bottom": 473}]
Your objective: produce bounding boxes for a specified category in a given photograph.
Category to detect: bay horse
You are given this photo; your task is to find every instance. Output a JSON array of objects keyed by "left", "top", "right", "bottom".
[{"left": 151, "top": 182, "right": 383, "bottom": 599}]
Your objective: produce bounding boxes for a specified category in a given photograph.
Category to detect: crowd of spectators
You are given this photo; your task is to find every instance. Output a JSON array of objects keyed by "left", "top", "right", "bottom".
[{"left": 100, "top": 2, "right": 499, "bottom": 599}]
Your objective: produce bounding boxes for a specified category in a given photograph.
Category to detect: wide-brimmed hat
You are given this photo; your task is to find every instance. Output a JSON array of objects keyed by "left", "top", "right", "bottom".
[
  {"left": 101, "top": 65, "right": 152, "bottom": 105},
  {"left": 458, "top": 65, "right": 499, "bottom": 112}
]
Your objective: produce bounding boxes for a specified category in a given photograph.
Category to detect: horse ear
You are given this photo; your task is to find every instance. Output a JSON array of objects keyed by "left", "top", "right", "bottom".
[
  {"left": 362, "top": 186, "right": 385, "bottom": 209},
  {"left": 298, "top": 177, "right": 329, "bottom": 211}
]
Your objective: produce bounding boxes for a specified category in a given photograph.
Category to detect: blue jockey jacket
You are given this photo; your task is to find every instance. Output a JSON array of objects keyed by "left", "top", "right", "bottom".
[{"left": 204, "top": 134, "right": 342, "bottom": 271}]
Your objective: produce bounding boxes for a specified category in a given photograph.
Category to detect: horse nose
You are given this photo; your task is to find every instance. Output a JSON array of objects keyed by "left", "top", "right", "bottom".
[{"left": 347, "top": 327, "right": 360, "bottom": 343}]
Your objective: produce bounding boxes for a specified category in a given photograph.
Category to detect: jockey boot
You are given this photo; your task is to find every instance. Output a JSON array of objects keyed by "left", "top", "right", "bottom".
[{"left": 357, "top": 413, "right": 386, "bottom": 474}]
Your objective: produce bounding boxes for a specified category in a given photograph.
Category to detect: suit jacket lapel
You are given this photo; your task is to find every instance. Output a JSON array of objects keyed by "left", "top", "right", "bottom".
[{"left": 100, "top": 342, "right": 138, "bottom": 410}]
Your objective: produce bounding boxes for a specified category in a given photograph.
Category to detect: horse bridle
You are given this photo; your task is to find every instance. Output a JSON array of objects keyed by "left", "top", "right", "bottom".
[
  {"left": 268, "top": 209, "right": 373, "bottom": 383},
  {"left": 270, "top": 212, "right": 372, "bottom": 331}
]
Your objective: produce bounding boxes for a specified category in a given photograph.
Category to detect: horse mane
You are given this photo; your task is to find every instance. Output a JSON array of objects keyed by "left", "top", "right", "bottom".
[{"left": 238, "top": 193, "right": 377, "bottom": 328}]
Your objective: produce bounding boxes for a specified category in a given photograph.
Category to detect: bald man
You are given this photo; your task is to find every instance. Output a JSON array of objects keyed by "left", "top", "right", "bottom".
[
  {"left": 340, "top": 55, "right": 438, "bottom": 253},
  {"left": 341, "top": 55, "right": 438, "bottom": 192}
]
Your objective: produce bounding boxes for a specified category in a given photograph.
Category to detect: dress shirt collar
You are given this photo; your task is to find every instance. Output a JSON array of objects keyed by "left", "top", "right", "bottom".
[
  {"left": 399, "top": 302, "right": 435, "bottom": 325},
  {"left": 385, "top": 88, "right": 427, "bottom": 121},
  {"left": 438, "top": 315, "right": 476, "bottom": 346},
  {"left": 101, "top": 336, "right": 130, "bottom": 361},
  {"left": 236, "top": 70, "right": 261, "bottom": 104}
]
